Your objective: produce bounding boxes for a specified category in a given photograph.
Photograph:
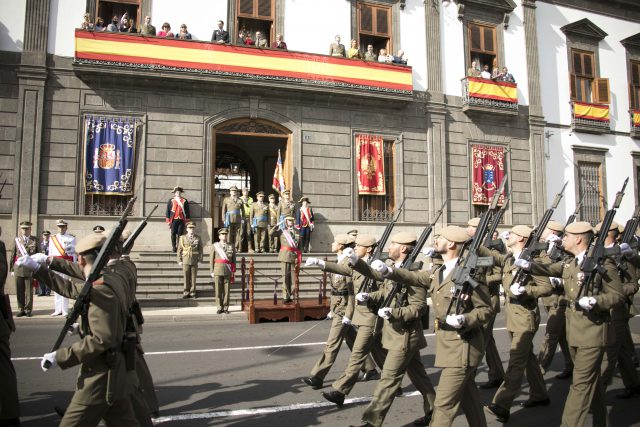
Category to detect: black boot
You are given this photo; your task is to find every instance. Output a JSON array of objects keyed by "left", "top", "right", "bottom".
[
  {"left": 322, "top": 390, "right": 345, "bottom": 407},
  {"left": 302, "top": 376, "right": 323, "bottom": 389},
  {"left": 485, "top": 404, "right": 510, "bottom": 423}
]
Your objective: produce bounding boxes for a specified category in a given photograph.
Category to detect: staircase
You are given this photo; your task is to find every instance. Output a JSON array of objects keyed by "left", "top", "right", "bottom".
[{"left": 132, "top": 251, "right": 333, "bottom": 307}]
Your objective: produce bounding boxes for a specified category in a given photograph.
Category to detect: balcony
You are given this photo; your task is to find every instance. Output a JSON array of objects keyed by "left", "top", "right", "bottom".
[
  {"left": 631, "top": 110, "right": 640, "bottom": 139},
  {"left": 461, "top": 77, "right": 519, "bottom": 116},
  {"left": 571, "top": 101, "right": 610, "bottom": 134},
  {"left": 73, "top": 30, "right": 413, "bottom": 100}
]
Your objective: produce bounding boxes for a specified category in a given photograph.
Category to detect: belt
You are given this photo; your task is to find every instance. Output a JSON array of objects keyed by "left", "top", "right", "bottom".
[
  {"left": 508, "top": 297, "right": 537, "bottom": 310},
  {"left": 434, "top": 319, "right": 460, "bottom": 332},
  {"left": 332, "top": 290, "right": 350, "bottom": 297}
]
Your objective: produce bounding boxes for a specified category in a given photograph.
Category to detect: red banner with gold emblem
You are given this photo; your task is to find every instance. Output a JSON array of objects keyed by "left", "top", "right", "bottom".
[
  {"left": 356, "top": 134, "right": 385, "bottom": 195},
  {"left": 472, "top": 144, "right": 506, "bottom": 205}
]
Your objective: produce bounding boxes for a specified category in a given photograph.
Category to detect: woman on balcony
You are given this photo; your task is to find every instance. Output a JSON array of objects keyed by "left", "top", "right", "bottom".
[
  {"left": 176, "top": 24, "right": 192, "bottom": 40},
  {"left": 348, "top": 39, "right": 362, "bottom": 59},
  {"left": 157, "top": 23, "right": 174, "bottom": 38}
]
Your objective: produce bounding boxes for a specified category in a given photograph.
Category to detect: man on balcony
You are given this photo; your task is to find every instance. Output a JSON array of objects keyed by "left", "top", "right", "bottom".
[
  {"left": 498, "top": 67, "right": 515, "bottom": 84},
  {"left": 481, "top": 64, "right": 492, "bottom": 79},
  {"left": 139, "top": 16, "right": 156, "bottom": 36},
  {"left": 212, "top": 20, "right": 229, "bottom": 44},
  {"left": 329, "top": 35, "right": 346, "bottom": 57}
]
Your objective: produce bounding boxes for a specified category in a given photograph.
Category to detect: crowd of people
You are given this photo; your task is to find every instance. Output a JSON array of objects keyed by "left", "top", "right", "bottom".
[{"left": 467, "top": 59, "right": 516, "bottom": 83}]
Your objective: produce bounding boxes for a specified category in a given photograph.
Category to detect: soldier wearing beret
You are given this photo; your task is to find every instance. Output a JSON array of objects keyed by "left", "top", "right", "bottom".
[
  {"left": 177, "top": 222, "right": 203, "bottom": 299},
  {"left": 297, "top": 197, "right": 314, "bottom": 253},
  {"left": 268, "top": 193, "right": 280, "bottom": 253},
  {"left": 221, "top": 186, "right": 244, "bottom": 252},
  {"left": 277, "top": 216, "right": 300, "bottom": 303},
  {"left": 211, "top": 228, "right": 236, "bottom": 314},
  {"left": 250, "top": 191, "right": 269, "bottom": 253},
  {"left": 10, "top": 221, "right": 39, "bottom": 317},
  {"left": 166, "top": 186, "right": 190, "bottom": 253}
]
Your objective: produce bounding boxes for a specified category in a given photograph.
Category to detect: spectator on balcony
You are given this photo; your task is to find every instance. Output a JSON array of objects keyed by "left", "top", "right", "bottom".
[
  {"left": 348, "top": 39, "right": 362, "bottom": 59},
  {"left": 94, "top": 17, "right": 106, "bottom": 32},
  {"left": 498, "top": 67, "right": 515, "bottom": 83},
  {"left": 80, "top": 13, "right": 93, "bottom": 30},
  {"left": 271, "top": 33, "right": 287, "bottom": 49},
  {"left": 118, "top": 12, "right": 129, "bottom": 32},
  {"left": 157, "top": 23, "right": 174, "bottom": 38},
  {"left": 176, "top": 24, "right": 192, "bottom": 40},
  {"left": 238, "top": 30, "right": 254, "bottom": 46},
  {"left": 212, "top": 20, "right": 229, "bottom": 44},
  {"left": 329, "top": 35, "right": 346, "bottom": 57},
  {"left": 139, "top": 15, "right": 156, "bottom": 36},
  {"left": 364, "top": 45, "right": 377, "bottom": 61},
  {"left": 106, "top": 16, "right": 119, "bottom": 32},
  {"left": 378, "top": 48, "right": 392, "bottom": 63},
  {"left": 467, "top": 60, "right": 480, "bottom": 77},
  {"left": 480, "top": 64, "right": 492, "bottom": 79},
  {"left": 392, "top": 50, "right": 407, "bottom": 65},
  {"left": 120, "top": 18, "right": 135, "bottom": 33},
  {"left": 255, "top": 31, "right": 268, "bottom": 48}
]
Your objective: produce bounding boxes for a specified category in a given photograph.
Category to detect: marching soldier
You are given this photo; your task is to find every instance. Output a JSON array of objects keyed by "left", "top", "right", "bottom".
[
  {"left": 276, "top": 190, "right": 295, "bottom": 229},
  {"left": 49, "top": 219, "right": 76, "bottom": 316},
  {"left": 240, "top": 187, "right": 254, "bottom": 252},
  {"left": 210, "top": 228, "right": 236, "bottom": 314},
  {"left": 348, "top": 232, "right": 436, "bottom": 427},
  {"left": 520, "top": 221, "right": 625, "bottom": 426},
  {"left": 268, "top": 193, "right": 280, "bottom": 253},
  {"left": 277, "top": 216, "right": 300, "bottom": 304},
  {"left": 302, "top": 234, "right": 378, "bottom": 391},
  {"left": 177, "top": 222, "right": 203, "bottom": 299},
  {"left": 10, "top": 221, "right": 39, "bottom": 317},
  {"left": 485, "top": 225, "right": 552, "bottom": 423},
  {"left": 250, "top": 191, "right": 269, "bottom": 253},
  {"left": 165, "top": 186, "right": 190, "bottom": 253},
  {"left": 297, "top": 197, "right": 314, "bottom": 253},
  {"left": 0, "top": 231, "right": 19, "bottom": 426},
  {"left": 221, "top": 186, "right": 243, "bottom": 252}
]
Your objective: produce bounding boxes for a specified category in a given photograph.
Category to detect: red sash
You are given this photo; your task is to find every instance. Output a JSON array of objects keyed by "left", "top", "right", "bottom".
[
  {"left": 214, "top": 259, "right": 236, "bottom": 283},
  {"left": 281, "top": 245, "right": 302, "bottom": 266}
]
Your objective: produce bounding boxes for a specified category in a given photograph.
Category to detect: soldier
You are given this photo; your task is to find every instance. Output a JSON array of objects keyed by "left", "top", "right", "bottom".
[
  {"left": 221, "top": 186, "right": 243, "bottom": 251},
  {"left": 520, "top": 221, "right": 625, "bottom": 426},
  {"left": 49, "top": 219, "right": 76, "bottom": 316},
  {"left": 276, "top": 190, "right": 295, "bottom": 229},
  {"left": 22, "top": 233, "right": 140, "bottom": 426},
  {"left": 329, "top": 35, "right": 346, "bottom": 57},
  {"left": 0, "top": 230, "right": 19, "bottom": 426},
  {"left": 377, "top": 226, "right": 491, "bottom": 427},
  {"left": 210, "top": 228, "right": 236, "bottom": 314},
  {"left": 10, "top": 221, "right": 39, "bottom": 317},
  {"left": 240, "top": 187, "right": 254, "bottom": 252},
  {"left": 308, "top": 234, "right": 385, "bottom": 407},
  {"left": 165, "top": 186, "right": 190, "bottom": 253},
  {"left": 36, "top": 230, "right": 51, "bottom": 296},
  {"left": 485, "top": 225, "right": 552, "bottom": 423},
  {"left": 348, "top": 231, "right": 436, "bottom": 427},
  {"left": 467, "top": 217, "right": 504, "bottom": 389},
  {"left": 297, "top": 197, "right": 314, "bottom": 253},
  {"left": 268, "top": 193, "right": 280, "bottom": 253},
  {"left": 250, "top": 191, "right": 269, "bottom": 253},
  {"left": 537, "top": 220, "right": 574, "bottom": 379},
  {"left": 177, "top": 222, "right": 203, "bottom": 299},
  {"left": 277, "top": 216, "right": 300, "bottom": 303},
  {"left": 302, "top": 234, "right": 378, "bottom": 390}
]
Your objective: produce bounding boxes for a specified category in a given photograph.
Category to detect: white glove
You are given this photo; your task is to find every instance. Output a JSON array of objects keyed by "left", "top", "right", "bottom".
[
  {"left": 305, "top": 257, "right": 325, "bottom": 268},
  {"left": 343, "top": 247, "right": 359, "bottom": 264},
  {"left": 16, "top": 255, "right": 41, "bottom": 272},
  {"left": 445, "top": 314, "right": 465, "bottom": 329},
  {"left": 377, "top": 307, "right": 392, "bottom": 320},
  {"left": 326, "top": 311, "right": 333, "bottom": 319},
  {"left": 210, "top": 272, "right": 215, "bottom": 278},
  {"left": 342, "top": 316, "right": 351, "bottom": 325},
  {"left": 500, "top": 231, "right": 510, "bottom": 240},
  {"left": 356, "top": 292, "right": 369, "bottom": 302},
  {"left": 41, "top": 351, "right": 57, "bottom": 372},
  {"left": 510, "top": 282, "right": 525, "bottom": 296},
  {"left": 371, "top": 259, "right": 392, "bottom": 276},
  {"left": 67, "top": 322, "right": 80, "bottom": 336},
  {"left": 619, "top": 243, "right": 633, "bottom": 259},
  {"left": 422, "top": 247, "right": 435, "bottom": 257},
  {"left": 514, "top": 259, "right": 531, "bottom": 270},
  {"left": 546, "top": 234, "right": 562, "bottom": 244},
  {"left": 178, "top": 262, "right": 183, "bottom": 267},
  {"left": 550, "top": 278, "right": 562, "bottom": 288},
  {"left": 31, "top": 253, "right": 48, "bottom": 265},
  {"left": 578, "top": 296, "right": 596, "bottom": 311}
]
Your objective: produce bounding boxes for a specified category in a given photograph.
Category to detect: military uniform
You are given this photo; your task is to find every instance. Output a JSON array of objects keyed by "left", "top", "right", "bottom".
[
  {"left": 276, "top": 193, "right": 295, "bottom": 228},
  {"left": 211, "top": 229, "right": 236, "bottom": 313},
  {"left": 240, "top": 192, "right": 254, "bottom": 252},
  {"left": 48, "top": 220, "right": 76, "bottom": 316},
  {"left": 250, "top": 194, "right": 269, "bottom": 253},
  {"left": 221, "top": 189, "right": 244, "bottom": 251},
  {"left": 329, "top": 41, "right": 346, "bottom": 56},
  {"left": 277, "top": 222, "right": 300, "bottom": 302},
  {"left": 297, "top": 198, "right": 314, "bottom": 253},
  {"left": 0, "top": 238, "right": 19, "bottom": 425},
  {"left": 268, "top": 196, "right": 280, "bottom": 252},
  {"left": 10, "top": 222, "right": 39, "bottom": 316},
  {"left": 165, "top": 187, "right": 190, "bottom": 253},
  {"left": 481, "top": 257, "right": 505, "bottom": 387},
  {"left": 177, "top": 225, "right": 203, "bottom": 298}
]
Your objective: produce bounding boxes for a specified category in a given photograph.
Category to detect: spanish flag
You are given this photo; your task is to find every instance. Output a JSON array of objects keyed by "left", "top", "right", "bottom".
[
  {"left": 632, "top": 110, "right": 640, "bottom": 128},
  {"left": 573, "top": 102, "right": 610, "bottom": 122},
  {"left": 467, "top": 77, "right": 518, "bottom": 103}
]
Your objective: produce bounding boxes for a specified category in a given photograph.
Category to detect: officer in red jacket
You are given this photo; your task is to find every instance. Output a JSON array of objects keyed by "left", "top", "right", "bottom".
[{"left": 166, "top": 186, "right": 190, "bottom": 252}]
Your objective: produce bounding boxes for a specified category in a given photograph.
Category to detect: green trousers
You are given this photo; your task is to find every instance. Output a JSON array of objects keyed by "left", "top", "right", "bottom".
[
  {"left": 561, "top": 346, "right": 607, "bottom": 427},
  {"left": 215, "top": 275, "right": 231, "bottom": 310},
  {"left": 431, "top": 367, "right": 487, "bottom": 427},
  {"left": 61, "top": 396, "right": 140, "bottom": 427},
  {"left": 538, "top": 305, "right": 573, "bottom": 372},
  {"left": 182, "top": 265, "right": 197, "bottom": 296},
  {"left": 601, "top": 319, "right": 640, "bottom": 389},
  {"left": 483, "top": 302, "right": 504, "bottom": 382}
]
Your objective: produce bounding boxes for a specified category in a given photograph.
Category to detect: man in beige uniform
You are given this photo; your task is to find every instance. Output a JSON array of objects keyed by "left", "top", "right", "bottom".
[
  {"left": 267, "top": 193, "right": 280, "bottom": 252},
  {"left": 177, "top": 222, "right": 203, "bottom": 299},
  {"left": 10, "top": 221, "right": 39, "bottom": 317},
  {"left": 210, "top": 228, "right": 236, "bottom": 314},
  {"left": 250, "top": 191, "right": 269, "bottom": 253},
  {"left": 277, "top": 216, "right": 300, "bottom": 303},
  {"left": 221, "top": 186, "right": 244, "bottom": 251}
]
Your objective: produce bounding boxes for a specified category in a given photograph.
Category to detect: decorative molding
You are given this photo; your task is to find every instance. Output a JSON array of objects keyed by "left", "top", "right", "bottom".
[
  {"left": 454, "top": 0, "right": 516, "bottom": 20},
  {"left": 217, "top": 120, "right": 287, "bottom": 135},
  {"left": 560, "top": 18, "right": 608, "bottom": 41},
  {"left": 621, "top": 32, "right": 640, "bottom": 50}
]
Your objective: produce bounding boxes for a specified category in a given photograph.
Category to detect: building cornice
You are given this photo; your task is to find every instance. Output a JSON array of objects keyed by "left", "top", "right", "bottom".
[{"left": 538, "top": 0, "right": 640, "bottom": 24}]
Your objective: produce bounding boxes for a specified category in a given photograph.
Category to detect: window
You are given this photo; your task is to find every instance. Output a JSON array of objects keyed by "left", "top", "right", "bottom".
[
  {"left": 577, "top": 161, "right": 605, "bottom": 225},
  {"left": 96, "top": 0, "right": 141, "bottom": 29},
  {"left": 236, "top": 0, "right": 274, "bottom": 45},
  {"left": 357, "top": 2, "right": 392, "bottom": 55},
  {"left": 630, "top": 60, "right": 640, "bottom": 109},
  {"left": 358, "top": 140, "right": 395, "bottom": 221},
  {"left": 468, "top": 22, "right": 497, "bottom": 73},
  {"left": 570, "top": 49, "right": 610, "bottom": 103}
]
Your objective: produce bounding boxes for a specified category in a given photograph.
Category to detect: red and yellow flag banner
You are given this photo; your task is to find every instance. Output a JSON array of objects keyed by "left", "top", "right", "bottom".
[
  {"left": 356, "top": 134, "right": 385, "bottom": 195},
  {"left": 75, "top": 30, "right": 412, "bottom": 93},
  {"left": 472, "top": 144, "right": 506, "bottom": 206},
  {"left": 632, "top": 110, "right": 640, "bottom": 128},
  {"left": 572, "top": 101, "right": 610, "bottom": 122},
  {"left": 466, "top": 77, "right": 518, "bottom": 103}
]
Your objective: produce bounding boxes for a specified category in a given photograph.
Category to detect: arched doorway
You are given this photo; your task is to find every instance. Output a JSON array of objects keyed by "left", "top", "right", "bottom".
[{"left": 211, "top": 118, "right": 292, "bottom": 234}]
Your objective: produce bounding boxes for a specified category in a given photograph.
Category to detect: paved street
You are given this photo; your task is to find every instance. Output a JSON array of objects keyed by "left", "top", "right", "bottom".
[{"left": 9, "top": 300, "right": 640, "bottom": 427}]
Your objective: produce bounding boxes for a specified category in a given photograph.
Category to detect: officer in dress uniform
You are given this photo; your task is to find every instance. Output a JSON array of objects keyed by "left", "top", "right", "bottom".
[
  {"left": 165, "top": 186, "right": 190, "bottom": 253},
  {"left": 177, "top": 222, "right": 203, "bottom": 299},
  {"left": 48, "top": 219, "right": 76, "bottom": 316},
  {"left": 250, "top": 191, "right": 269, "bottom": 253},
  {"left": 277, "top": 216, "right": 300, "bottom": 303},
  {"left": 37, "top": 230, "right": 51, "bottom": 296},
  {"left": 329, "top": 35, "right": 346, "bottom": 56},
  {"left": 10, "top": 221, "right": 39, "bottom": 317},
  {"left": 210, "top": 228, "right": 236, "bottom": 314},
  {"left": 221, "top": 186, "right": 244, "bottom": 252},
  {"left": 240, "top": 187, "right": 254, "bottom": 253},
  {"left": 297, "top": 197, "right": 314, "bottom": 253},
  {"left": 276, "top": 190, "right": 295, "bottom": 229},
  {"left": 267, "top": 193, "right": 280, "bottom": 253},
  {"left": 0, "top": 232, "right": 19, "bottom": 426}
]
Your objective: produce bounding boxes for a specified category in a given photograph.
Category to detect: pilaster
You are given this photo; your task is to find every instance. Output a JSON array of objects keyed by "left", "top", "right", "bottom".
[{"left": 425, "top": 0, "right": 443, "bottom": 94}]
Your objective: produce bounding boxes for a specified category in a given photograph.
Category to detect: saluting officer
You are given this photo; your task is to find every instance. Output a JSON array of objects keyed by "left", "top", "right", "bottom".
[
  {"left": 268, "top": 193, "right": 280, "bottom": 253},
  {"left": 221, "top": 186, "right": 244, "bottom": 251},
  {"left": 10, "top": 221, "right": 39, "bottom": 317},
  {"left": 277, "top": 216, "right": 300, "bottom": 303},
  {"left": 250, "top": 191, "right": 269, "bottom": 253},
  {"left": 211, "top": 228, "right": 236, "bottom": 314},
  {"left": 177, "top": 222, "right": 203, "bottom": 299}
]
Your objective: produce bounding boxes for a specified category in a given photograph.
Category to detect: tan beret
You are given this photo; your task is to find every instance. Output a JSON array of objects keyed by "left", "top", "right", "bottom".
[
  {"left": 565, "top": 221, "right": 593, "bottom": 234},
  {"left": 467, "top": 217, "right": 480, "bottom": 227},
  {"left": 355, "top": 234, "right": 377, "bottom": 247},
  {"left": 511, "top": 225, "right": 532, "bottom": 238},
  {"left": 391, "top": 231, "right": 417, "bottom": 245},
  {"left": 76, "top": 233, "right": 107, "bottom": 254},
  {"left": 334, "top": 234, "right": 355, "bottom": 245},
  {"left": 546, "top": 220, "right": 564, "bottom": 233},
  {"left": 440, "top": 225, "right": 469, "bottom": 243},
  {"left": 594, "top": 221, "right": 619, "bottom": 233}
]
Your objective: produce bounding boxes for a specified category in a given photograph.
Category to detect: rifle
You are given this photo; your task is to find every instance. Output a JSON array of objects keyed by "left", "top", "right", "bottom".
[
  {"left": 43, "top": 197, "right": 136, "bottom": 369},
  {"left": 548, "top": 192, "right": 584, "bottom": 261},
  {"left": 577, "top": 178, "right": 628, "bottom": 299},
  {"left": 483, "top": 193, "right": 511, "bottom": 250},
  {"left": 619, "top": 206, "right": 640, "bottom": 249},
  {"left": 356, "top": 199, "right": 406, "bottom": 295},
  {"left": 122, "top": 204, "right": 158, "bottom": 254}
]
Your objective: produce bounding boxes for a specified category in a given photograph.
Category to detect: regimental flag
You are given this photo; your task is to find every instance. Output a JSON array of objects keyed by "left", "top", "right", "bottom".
[
  {"left": 466, "top": 77, "right": 518, "bottom": 104},
  {"left": 632, "top": 110, "right": 640, "bottom": 128},
  {"left": 272, "top": 149, "right": 286, "bottom": 195},
  {"left": 471, "top": 144, "right": 506, "bottom": 206},
  {"left": 573, "top": 101, "right": 610, "bottom": 122},
  {"left": 356, "top": 134, "right": 385, "bottom": 195}
]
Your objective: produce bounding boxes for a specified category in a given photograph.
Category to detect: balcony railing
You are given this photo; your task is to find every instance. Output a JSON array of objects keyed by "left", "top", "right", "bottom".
[
  {"left": 571, "top": 101, "right": 610, "bottom": 134},
  {"left": 461, "top": 77, "right": 519, "bottom": 115},
  {"left": 74, "top": 30, "right": 413, "bottom": 98},
  {"left": 631, "top": 109, "right": 640, "bottom": 138}
]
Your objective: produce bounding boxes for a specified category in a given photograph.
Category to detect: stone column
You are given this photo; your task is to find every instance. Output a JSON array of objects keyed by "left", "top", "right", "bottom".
[{"left": 425, "top": 0, "right": 443, "bottom": 94}]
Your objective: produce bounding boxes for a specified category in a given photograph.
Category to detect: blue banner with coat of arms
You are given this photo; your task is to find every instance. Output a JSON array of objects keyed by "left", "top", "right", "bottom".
[{"left": 84, "top": 117, "right": 137, "bottom": 195}]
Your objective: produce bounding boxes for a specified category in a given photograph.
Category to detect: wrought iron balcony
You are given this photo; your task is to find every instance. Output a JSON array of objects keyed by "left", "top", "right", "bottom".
[
  {"left": 571, "top": 101, "right": 610, "bottom": 134},
  {"left": 630, "top": 110, "right": 640, "bottom": 139},
  {"left": 461, "top": 77, "right": 519, "bottom": 115},
  {"left": 73, "top": 30, "right": 413, "bottom": 100}
]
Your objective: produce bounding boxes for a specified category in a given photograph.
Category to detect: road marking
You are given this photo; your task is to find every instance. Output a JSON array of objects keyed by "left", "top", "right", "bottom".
[{"left": 152, "top": 391, "right": 421, "bottom": 424}]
